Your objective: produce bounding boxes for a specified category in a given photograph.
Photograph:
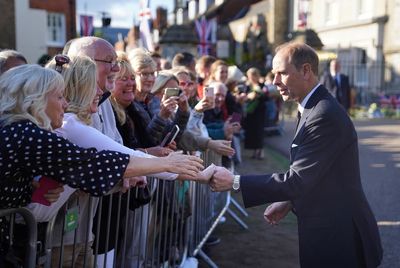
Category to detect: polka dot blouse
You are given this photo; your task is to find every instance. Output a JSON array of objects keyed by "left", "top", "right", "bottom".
[{"left": 0, "top": 120, "right": 131, "bottom": 209}]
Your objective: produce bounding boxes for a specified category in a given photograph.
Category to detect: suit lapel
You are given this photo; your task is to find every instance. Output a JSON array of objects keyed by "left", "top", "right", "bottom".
[{"left": 292, "top": 85, "right": 327, "bottom": 140}]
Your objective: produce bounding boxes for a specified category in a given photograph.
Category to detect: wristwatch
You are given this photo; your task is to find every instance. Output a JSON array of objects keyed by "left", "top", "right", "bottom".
[{"left": 232, "top": 175, "right": 240, "bottom": 192}]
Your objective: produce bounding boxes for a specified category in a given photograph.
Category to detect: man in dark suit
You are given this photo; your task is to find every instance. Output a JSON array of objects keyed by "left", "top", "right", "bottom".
[
  {"left": 320, "top": 59, "right": 352, "bottom": 111},
  {"left": 209, "top": 42, "right": 382, "bottom": 268}
]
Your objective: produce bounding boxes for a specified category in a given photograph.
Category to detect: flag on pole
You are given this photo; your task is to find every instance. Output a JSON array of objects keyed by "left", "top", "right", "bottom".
[
  {"left": 195, "top": 17, "right": 212, "bottom": 56},
  {"left": 80, "top": 15, "right": 94, "bottom": 36},
  {"left": 139, "top": 0, "right": 154, "bottom": 51}
]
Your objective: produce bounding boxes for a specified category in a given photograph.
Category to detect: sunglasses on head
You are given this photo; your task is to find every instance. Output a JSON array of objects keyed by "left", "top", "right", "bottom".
[{"left": 54, "top": 54, "right": 70, "bottom": 73}]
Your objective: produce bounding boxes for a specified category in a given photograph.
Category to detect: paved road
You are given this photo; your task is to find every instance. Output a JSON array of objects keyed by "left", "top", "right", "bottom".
[{"left": 265, "top": 117, "right": 400, "bottom": 267}]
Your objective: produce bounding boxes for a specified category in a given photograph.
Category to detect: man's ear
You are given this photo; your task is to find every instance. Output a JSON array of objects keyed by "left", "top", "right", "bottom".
[{"left": 302, "top": 63, "right": 312, "bottom": 80}]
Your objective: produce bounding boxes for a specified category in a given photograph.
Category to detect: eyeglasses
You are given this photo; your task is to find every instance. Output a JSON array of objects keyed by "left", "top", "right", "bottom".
[
  {"left": 117, "top": 75, "right": 136, "bottom": 82},
  {"left": 94, "top": 58, "right": 118, "bottom": 69},
  {"left": 179, "top": 81, "right": 194, "bottom": 87},
  {"left": 55, "top": 54, "right": 70, "bottom": 73},
  {"left": 135, "top": 71, "right": 156, "bottom": 79}
]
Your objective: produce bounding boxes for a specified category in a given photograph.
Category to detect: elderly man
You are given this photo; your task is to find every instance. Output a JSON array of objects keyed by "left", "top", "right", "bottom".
[{"left": 210, "top": 42, "right": 382, "bottom": 268}]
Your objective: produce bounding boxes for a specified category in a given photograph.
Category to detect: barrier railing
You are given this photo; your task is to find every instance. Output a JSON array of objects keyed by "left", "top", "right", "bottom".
[{"left": 0, "top": 151, "right": 247, "bottom": 268}]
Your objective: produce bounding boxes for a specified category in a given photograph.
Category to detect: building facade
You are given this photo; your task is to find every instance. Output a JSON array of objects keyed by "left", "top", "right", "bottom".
[
  {"left": 0, "top": 0, "right": 76, "bottom": 64},
  {"left": 290, "top": 0, "right": 400, "bottom": 96}
]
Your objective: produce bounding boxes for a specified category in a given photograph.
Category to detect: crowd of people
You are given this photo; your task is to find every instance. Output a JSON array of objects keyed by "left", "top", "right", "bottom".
[
  {"left": 0, "top": 37, "right": 277, "bottom": 267},
  {"left": 1, "top": 38, "right": 381, "bottom": 268}
]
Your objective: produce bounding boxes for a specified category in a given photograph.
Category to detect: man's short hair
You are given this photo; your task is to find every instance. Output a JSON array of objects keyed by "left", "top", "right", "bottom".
[
  {"left": 276, "top": 42, "right": 319, "bottom": 75},
  {"left": 196, "top": 55, "right": 216, "bottom": 69},
  {"left": 172, "top": 52, "right": 195, "bottom": 69},
  {"left": 0, "top": 49, "right": 27, "bottom": 74}
]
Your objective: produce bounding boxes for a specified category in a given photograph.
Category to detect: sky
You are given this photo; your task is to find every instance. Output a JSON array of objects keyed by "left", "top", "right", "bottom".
[{"left": 76, "top": 0, "right": 174, "bottom": 28}]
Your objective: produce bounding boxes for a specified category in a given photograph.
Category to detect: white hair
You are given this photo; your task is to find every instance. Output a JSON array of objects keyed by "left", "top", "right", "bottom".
[{"left": 0, "top": 64, "right": 64, "bottom": 130}]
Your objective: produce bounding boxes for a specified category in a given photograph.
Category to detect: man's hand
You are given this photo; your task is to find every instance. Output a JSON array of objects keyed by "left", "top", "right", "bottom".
[
  {"left": 208, "top": 140, "right": 235, "bottom": 157},
  {"left": 209, "top": 166, "right": 234, "bottom": 192},
  {"left": 264, "top": 201, "right": 292, "bottom": 225}
]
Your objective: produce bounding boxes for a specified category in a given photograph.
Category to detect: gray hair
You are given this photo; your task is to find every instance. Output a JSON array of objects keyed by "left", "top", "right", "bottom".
[
  {"left": 0, "top": 49, "right": 27, "bottom": 75},
  {"left": 0, "top": 64, "right": 64, "bottom": 130},
  {"left": 128, "top": 48, "right": 156, "bottom": 72},
  {"left": 150, "top": 70, "right": 178, "bottom": 95}
]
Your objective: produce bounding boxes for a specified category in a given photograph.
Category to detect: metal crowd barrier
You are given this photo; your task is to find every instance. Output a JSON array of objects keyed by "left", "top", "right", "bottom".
[{"left": 0, "top": 151, "right": 248, "bottom": 268}]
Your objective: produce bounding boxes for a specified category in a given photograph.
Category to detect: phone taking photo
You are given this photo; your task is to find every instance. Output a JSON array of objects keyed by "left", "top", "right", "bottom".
[
  {"left": 164, "top": 88, "right": 182, "bottom": 98},
  {"left": 203, "top": 86, "right": 214, "bottom": 98},
  {"left": 160, "top": 125, "right": 180, "bottom": 147}
]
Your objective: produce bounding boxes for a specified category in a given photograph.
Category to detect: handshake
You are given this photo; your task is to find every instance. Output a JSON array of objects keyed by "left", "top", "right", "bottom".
[{"left": 194, "top": 164, "right": 236, "bottom": 192}]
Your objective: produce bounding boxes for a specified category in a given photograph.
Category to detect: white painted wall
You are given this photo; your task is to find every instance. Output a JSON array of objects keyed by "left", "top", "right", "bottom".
[{"left": 15, "top": 0, "right": 47, "bottom": 64}]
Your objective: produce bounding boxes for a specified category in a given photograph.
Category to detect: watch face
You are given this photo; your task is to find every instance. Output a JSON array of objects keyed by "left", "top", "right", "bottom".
[{"left": 233, "top": 182, "right": 240, "bottom": 190}]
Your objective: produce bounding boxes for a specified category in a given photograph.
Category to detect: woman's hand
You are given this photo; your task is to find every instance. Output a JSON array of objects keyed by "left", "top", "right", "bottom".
[
  {"left": 122, "top": 176, "right": 147, "bottom": 193},
  {"left": 164, "top": 151, "right": 204, "bottom": 179},
  {"left": 145, "top": 146, "right": 173, "bottom": 157},
  {"left": 208, "top": 140, "right": 235, "bottom": 157},
  {"left": 44, "top": 185, "right": 65, "bottom": 204},
  {"left": 191, "top": 164, "right": 216, "bottom": 184},
  {"left": 194, "top": 97, "right": 214, "bottom": 113},
  {"left": 177, "top": 94, "right": 190, "bottom": 112},
  {"left": 159, "top": 95, "right": 178, "bottom": 119}
]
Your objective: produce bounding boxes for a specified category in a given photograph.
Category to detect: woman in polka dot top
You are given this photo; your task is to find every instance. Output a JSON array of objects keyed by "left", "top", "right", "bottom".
[{"left": 0, "top": 65, "right": 204, "bottom": 246}]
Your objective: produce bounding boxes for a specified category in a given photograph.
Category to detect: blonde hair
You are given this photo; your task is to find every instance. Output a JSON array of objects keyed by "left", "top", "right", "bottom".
[
  {"left": 128, "top": 48, "right": 156, "bottom": 72},
  {"left": 46, "top": 56, "right": 97, "bottom": 125},
  {"left": 150, "top": 70, "right": 178, "bottom": 95},
  {"left": 0, "top": 64, "right": 64, "bottom": 130},
  {"left": 110, "top": 51, "right": 133, "bottom": 125},
  {"left": 209, "top": 59, "right": 228, "bottom": 82}
]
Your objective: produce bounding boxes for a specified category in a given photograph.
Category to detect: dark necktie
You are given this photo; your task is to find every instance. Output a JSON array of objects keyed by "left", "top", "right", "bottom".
[{"left": 295, "top": 111, "right": 301, "bottom": 132}]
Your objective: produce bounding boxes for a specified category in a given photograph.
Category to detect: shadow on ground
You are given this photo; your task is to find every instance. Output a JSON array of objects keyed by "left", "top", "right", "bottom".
[{"left": 199, "top": 146, "right": 300, "bottom": 268}]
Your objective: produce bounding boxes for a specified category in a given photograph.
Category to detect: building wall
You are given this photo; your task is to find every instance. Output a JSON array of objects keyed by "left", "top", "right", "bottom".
[
  {"left": 15, "top": 0, "right": 47, "bottom": 63},
  {"left": 0, "top": 0, "right": 16, "bottom": 49},
  {"left": 30, "top": 0, "right": 76, "bottom": 42},
  {"left": 301, "top": 0, "right": 400, "bottom": 94}
]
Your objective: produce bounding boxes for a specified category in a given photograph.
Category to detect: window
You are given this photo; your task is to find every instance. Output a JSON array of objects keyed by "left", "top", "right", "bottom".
[
  {"left": 325, "top": 0, "right": 338, "bottom": 25},
  {"left": 47, "top": 13, "right": 66, "bottom": 46},
  {"left": 357, "top": 0, "right": 373, "bottom": 18}
]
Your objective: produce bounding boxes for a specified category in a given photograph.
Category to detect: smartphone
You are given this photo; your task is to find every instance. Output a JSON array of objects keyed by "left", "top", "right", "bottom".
[
  {"left": 31, "top": 176, "right": 60, "bottom": 206},
  {"left": 164, "top": 88, "right": 182, "bottom": 98},
  {"left": 230, "top": 112, "right": 242, "bottom": 123},
  {"left": 204, "top": 86, "right": 214, "bottom": 98},
  {"left": 237, "top": 84, "right": 246, "bottom": 93},
  {"left": 160, "top": 125, "right": 180, "bottom": 147}
]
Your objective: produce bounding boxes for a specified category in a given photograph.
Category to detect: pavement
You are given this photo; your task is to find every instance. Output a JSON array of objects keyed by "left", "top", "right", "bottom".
[{"left": 263, "top": 117, "right": 400, "bottom": 268}]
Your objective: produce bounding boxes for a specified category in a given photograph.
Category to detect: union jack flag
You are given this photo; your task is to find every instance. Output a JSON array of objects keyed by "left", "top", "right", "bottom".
[
  {"left": 195, "top": 17, "right": 212, "bottom": 56},
  {"left": 80, "top": 15, "right": 94, "bottom": 36},
  {"left": 139, "top": 0, "right": 154, "bottom": 51}
]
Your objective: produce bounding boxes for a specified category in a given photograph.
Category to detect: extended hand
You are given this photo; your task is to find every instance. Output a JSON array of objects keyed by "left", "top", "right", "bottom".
[
  {"left": 263, "top": 201, "right": 292, "bottom": 225},
  {"left": 166, "top": 152, "right": 204, "bottom": 179},
  {"left": 209, "top": 166, "right": 234, "bottom": 192},
  {"left": 208, "top": 140, "right": 235, "bottom": 157},
  {"left": 193, "top": 164, "right": 216, "bottom": 184}
]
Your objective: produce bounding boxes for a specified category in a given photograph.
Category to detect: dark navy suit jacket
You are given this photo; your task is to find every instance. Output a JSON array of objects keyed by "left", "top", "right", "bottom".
[{"left": 240, "top": 86, "right": 382, "bottom": 268}]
